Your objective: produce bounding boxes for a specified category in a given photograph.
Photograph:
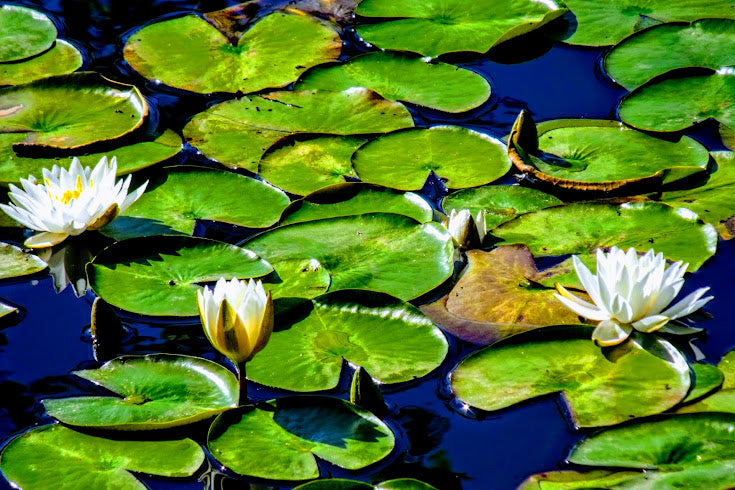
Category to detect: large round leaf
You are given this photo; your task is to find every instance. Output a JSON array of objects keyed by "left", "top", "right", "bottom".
[
  {"left": 450, "top": 326, "right": 691, "bottom": 428},
  {"left": 295, "top": 51, "right": 491, "bottom": 112},
  {"left": 184, "top": 88, "right": 414, "bottom": 171},
  {"left": 87, "top": 236, "right": 273, "bottom": 316},
  {"left": 124, "top": 11, "right": 341, "bottom": 94},
  {"left": 207, "top": 397, "right": 395, "bottom": 480},
  {"left": 43, "top": 354, "right": 238, "bottom": 430},
  {"left": 491, "top": 201, "right": 718, "bottom": 271},
  {"left": 247, "top": 291, "right": 448, "bottom": 392},
  {"left": 678, "top": 351, "right": 735, "bottom": 414},
  {"left": 101, "top": 167, "right": 289, "bottom": 240},
  {"left": 243, "top": 213, "right": 454, "bottom": 300},
  {"left": 0, "top": 40, "right": 82, "bottom": 86},
  {"left": 0, "top": 72, "right": 148, "bottom": 151},
  {"left": 354, "top": 0, "right": 565, "bottom": 58},
  {"left": 0, "top": 242, "right": 46, "bottom": 279},
  {"left": 353, "top": 126, "right": 511, "bottom": 190},
  {"left": 0, "top": 5, "right": 56, "bottom": 62}
]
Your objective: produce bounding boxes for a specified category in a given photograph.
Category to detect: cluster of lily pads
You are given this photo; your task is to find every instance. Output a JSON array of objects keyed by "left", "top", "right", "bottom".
[{"left": 1, "top": 0, "right": 735, "bottom": 488}]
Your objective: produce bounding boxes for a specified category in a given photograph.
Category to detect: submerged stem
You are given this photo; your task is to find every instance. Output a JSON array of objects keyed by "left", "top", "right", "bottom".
[{"left": 235, "top": 361, "right": 247, "bottom": 406}]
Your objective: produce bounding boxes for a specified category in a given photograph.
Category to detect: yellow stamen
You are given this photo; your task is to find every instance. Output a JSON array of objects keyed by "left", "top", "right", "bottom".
[{"left": 52, "top": 175, "right": 85, "bottom": 205}]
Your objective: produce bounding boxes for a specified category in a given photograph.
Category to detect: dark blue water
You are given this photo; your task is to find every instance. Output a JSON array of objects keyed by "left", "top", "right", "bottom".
[{"left": 1, "top": 2, "right": 734, "bottom": 489}]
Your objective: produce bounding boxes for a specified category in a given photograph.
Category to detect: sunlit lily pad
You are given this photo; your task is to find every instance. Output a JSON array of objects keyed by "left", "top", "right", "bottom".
[
  {"left": 0, "top": 299, "right": 17, "bottom": 318},
  {"left": 244, "top": 213, "right": 453, "bottom": 300},
  {"left": 295, "top": 51, "right": 491, "bottom": 112},
  {"left": 264, "top": 258, "right": 331, "bottom": 300},
  {"left": 450, "top": 326, "right": 691, "bottom": 427},
  {"left": 87, "top": 236, "right": 272, "bottom": 316},
  {"left": 0, "top": 242, "right": 46, "bottom": 279},
  {"left": 353, "top": 126, "right": 511, "bottom": 190},
  {"left": 0, "top": 40, "right": 82, "bottom": 86},
  {"left": 354, "top": 0, "right": 566, "bottom": 58},
  {"left": 295, "top": 479, "right": 438, "bottom": 489},
  {"left": 0, "top": 424, "right": 204, "bottom": 488},
  {"left": 124, "top": 11, "right": 341, "bottom": 94},
  {"left": 184, "top": 88, "right": 414, "bottom": 171},
  {"left": 683, "top": 363, "right": 725, "bottom": 404},
  {"left": 280, "top": 183, "right": 433, "bottom": 225},
  {"left": 0, "top": 5, "right": 56, "bottom": 62},
  {"left": 207, "top": 397, "right": 395, "bottom": 480},
  {"left": 247, "top": 291, "right": 447, "bottom": 391},
  {"left": 259, "top": 135, "right": 363, "bottom": 196},
  {"left": 101, "top": 167, "right": 289, "bottom": 240},
  {"left": 491, "top": 201, "right": 718, "bottom": 271},
  {"left": 43, "top": 354, "right": 238, "bottom": 430},
  {"left": 0, "top": 72, "right": 147, "bottom": 151},
  {"left": 678, "top": 351, "right": 735, "bottom": 414}
]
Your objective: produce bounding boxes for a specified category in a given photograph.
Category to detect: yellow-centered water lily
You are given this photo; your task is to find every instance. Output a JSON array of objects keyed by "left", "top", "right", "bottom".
[
  {"left": 197, "top": 277, "right": 274, "bottom": 364},
  {"left": 554, "top": 246, "right": 713, "bottom": 346},
  {"left": 0, "top": 156, "right": 147, "bottom": 248}
]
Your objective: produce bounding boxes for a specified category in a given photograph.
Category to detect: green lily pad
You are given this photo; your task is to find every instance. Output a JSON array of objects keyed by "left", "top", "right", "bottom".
[
  {"left": 0, "top": 40, "right": 82, "bottom": 86},
  {"left": 678, "top": 351, "right": 735, "bottom": 414},
  {"left": 264, "top": 258, "right": 331, "bottom": 300},
  {"left": 442, "top": 185, "right": 562, "bottom": 231},
  {"left": 87, "top": 236, "right": 273, "bottom": 316},
  {"left": 619, "top": 67, "right": 735, "bottom": 132},
  {"left": 557, "top": 0, "right": 735, "bottom": 46},
  {"left": 184, "top": 88, "right": 414, "bottom": 172},
  {"left": 100, "top": 167, "right": 289, "bottom": 240},
  {"left": 259, "top": 135, "right": 363, "bottom": 196},
  {"left": 0, "top": 72, "right": 148, "bottom": 151},
  {"left": 354, "top": 0, "right": 566, "bottom": 58},
  {"left": 353, "top": 126, "right": 511, "bottom": 191},
  {"left": 43, "top": 354, "right": 238, "bottom": 430},
  {"left": 683, "top": 363, "right": 725, "bottom": 404},
  {"left": 296, "top": 479, "right": 438, "bottom": 489},
  {"left": 244, "top": 213, "right": 453, "bottom": 300},
  {"left": 450, "top": 325, "right": 691, "bottom": 427},
  {"left": 0, "top": 5, "right": 56, "bottom": 62},
  {"left": 0, "top": 299, "right": 17, "bottom": 318},
  {"left": 280, "top": 183, "right": 433, "bottom": 225},
  {"left": 124, "top": 11, "right": 341, "bottom": 94},
  {"left": 0, "top": 424, "right": 204, "bottom": 488},
  {"left": 207, "top": 397, "right": 395, "bottom": 480},
  {"left": 0, "top": 129, "right": 181, "bottom": 184},
  {"left": 295, "top": 51, "right": 491, "bottom": 112},
  {"left": 519, "top": 470, "right": 653, "bottom": 489},
  {"left": 247, "top": 290, "right": 448, "bottom": 392},
  {"left": 0, "top": 241, "right": 46, "bottom": 279},
  {"left": 491, "top": 201, "right": 718, "bottom": 271}
]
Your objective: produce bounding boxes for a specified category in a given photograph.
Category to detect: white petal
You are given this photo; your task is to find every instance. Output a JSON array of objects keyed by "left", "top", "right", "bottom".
[
  {"left": 592, "top": 319, "right": 632, "bottom": 347},
  {"left": 661, "top": 288, "right": 713, "bottom": 319},
  {"left": 24, "top": 231, "right": 69, "bottom": 248},
  {"left": 632, "top": 315, "right": 670, "bottom": 333},
  {"left": 554, "top": 290, "right": 609, "bottom": 321}
]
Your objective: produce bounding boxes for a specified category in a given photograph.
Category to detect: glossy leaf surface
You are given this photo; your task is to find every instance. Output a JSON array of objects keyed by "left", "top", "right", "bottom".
[
  {"left": 0, "top": 242, "right": 46, "bottom": 279},
  {"left": 0, "top": 5, "right": 56, "bottom": 62},
  {"left": 678, "top": 351, "right": 735, "bottom": 414},
  {"left": 0, "top": 40, "right": 82, "bottom": 86}
]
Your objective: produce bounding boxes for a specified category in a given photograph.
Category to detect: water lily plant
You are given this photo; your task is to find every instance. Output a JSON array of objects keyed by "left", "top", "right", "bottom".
[
  {"left": 554, "top": 247, "right": 713, "bottom": 346},
  {"left": 445, "top": 208, "right": 487, "bottom": 249},
  {"left": 0, "top": 157, "right": 147, "bottom": 248}
]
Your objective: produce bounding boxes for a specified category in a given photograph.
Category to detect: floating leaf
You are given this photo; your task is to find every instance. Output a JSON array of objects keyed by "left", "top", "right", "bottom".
[
  {"left": 678, "top": 351, "right": 735, "bottom": 414},
  {"left": 0, "top": 40, "right": 82, "bottom": 86},
  {"left": 43, "top": 354, "right": 238, "bottom": 430},
  {"left": 264, "top": 258, "right": 331, "bottom": 299},
  {"left": 184, "top": 88, "right": 414, "bottom": 171},
  {"left": 246, "top": 291, "right": 448, "bottom": 392},
  {"left": 0, "top": 5, "right": 56, "bottom": 62},
  {"left": 101, "top": 167, "right": 289, "bottom": 240},
  {"left": 0, "top": 299, "right": 17, "bottom": 318},
  {"left": 244, "top": 213, "right": 453, "bottom": 300},
  {"left": 0, "top": 424, "right": 204, "bottom": 488},
  {"left": 0, "top": 242, "right": 46, "bottom": 279},
  {"left": 683, "top": 363, "right": 725, "bottom": 404},
  {"left": 354, "top": 0, "right": 566, "bottom": 58},
  {"left": 296, "top": 51, "right": 491, "bottom": 112},
  {"left": 296, "top": 479, "right": 438, "bottom": 489},
  {"left": 519, "top": 470, "right": 650, "bottom": 490},
  {"left": 491, "top": 201, "right": 718, "bottom": 271},
  {"left": 124, "top": 11, "right": 341, "bottom": 94},
  {"left": 87, "top": 236, "right": 272, "bottom": 316},
  {"left": 353, "top": 126, "right": 511, "bottom": 191},
  {"left": 280, "top": 183, "right": 433, "bottom": 225},
  {"left": 450, "top": 326, "right": 691, "bottom": 427},
  {"left": 207, "top": 397, "right": 395, "bottom": 480}
]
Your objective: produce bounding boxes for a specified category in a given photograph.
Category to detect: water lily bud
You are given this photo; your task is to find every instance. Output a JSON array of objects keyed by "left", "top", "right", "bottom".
[{"left": 445, "top": 208, "right": 483, "bottom": 249}]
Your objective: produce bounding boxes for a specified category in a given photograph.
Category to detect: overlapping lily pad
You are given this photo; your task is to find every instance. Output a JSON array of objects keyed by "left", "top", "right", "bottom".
[
  {"left": 450, "top": 326, "right": 691, "bottom": 427},
  {"left": 0, "top": 424, "right": 204, "bottom": 488},
  {"left": 246, "top": 291, "right": 448, "bottom": 392},
  {"left": 124, "top": 11, "right": 341, "bottom": 94},
  {"left": 0, "top": 72, "right": 147, "bottom": 151},
  {"left": 280, "top": 183, "right": 433, "bottom": 225},
  {"left": 207, "top": 397, "right": 395, "bottom": 480},
  {"left": 683, "top": 363, "right": 725, "bottom": 404},
  {"left": 295, "top": 51, "right": 491, "bottom": 112},
  {"left": 354, "top": 0, "right": 566, "bottom": 58},
  {"left": 491, "top": 201, "right": 718, "bottom": 271},
  {"left": 0, "top": 299, "right": 17, "bottom": 318},
  {"left": 0, "top": 40, "right": 82, "bottom": 86},
  {"left": 678, "top": 351, "right": 735, "bottom": 414},
  {"left": 353, "top": 126, "right": 511, "bottom": 190},
  {"left": 243, "top": 213, "right": 453, "bottom": 300},
  {"left": 101, "top": 167, "right": 289, "bottom": 240},
  {"left": 184, "top": 88, "right": 414, "bottom": 171},
  {"left": 0, "top": 5, "right": 56, "bottom": 62},
  {"left": 0, "top": 242, "right": 46, "bottom": 279},
  {"left": 296, "top": 479, "right": 438, "bottom": 489},
  {"left": 87, "top": 236, "right": 272, "bottom": 316},
  {"left": 43, "top": 354, "right": 238, "bottom": 430}
]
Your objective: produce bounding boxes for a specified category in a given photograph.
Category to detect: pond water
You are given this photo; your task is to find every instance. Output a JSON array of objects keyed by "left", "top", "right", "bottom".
[{"left": 1, "top": 1, "right": 734, "bottom": 489}]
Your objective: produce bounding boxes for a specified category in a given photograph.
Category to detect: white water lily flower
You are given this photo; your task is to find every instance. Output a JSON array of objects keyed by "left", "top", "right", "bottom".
[
  {"left": 445, "top": 209, "right": 487, "bottom": 248},
  {"left": 0, "top": 156, "right": 147, "bottom": 248},
  {"left": 197, "top": 277, "right": 274, "bottom": 364},
  {"left": 554, "top": 247, "right": 713, "bottom": 346}
]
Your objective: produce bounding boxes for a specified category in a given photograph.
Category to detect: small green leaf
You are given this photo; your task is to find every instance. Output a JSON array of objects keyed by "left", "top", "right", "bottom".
[
  {"left": 0, "top": 40, "right": 82, "bottom": 86},
  {"left": 0, "top": 5, "right": 56, "bottom": 62},
  {"left": 0, "top": 242, "right": 46, "bottom": 279}
]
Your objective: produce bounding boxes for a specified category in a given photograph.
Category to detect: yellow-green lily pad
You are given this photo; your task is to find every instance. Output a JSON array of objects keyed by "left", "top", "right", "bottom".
[
  {"left": 0, "top": 5, "right": 56, "bottom": 62},
  {"left": 0, "top": 40, "right": 82, "bottom": 86}
]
